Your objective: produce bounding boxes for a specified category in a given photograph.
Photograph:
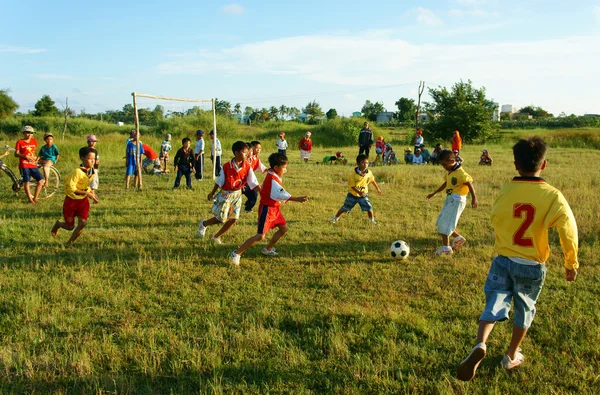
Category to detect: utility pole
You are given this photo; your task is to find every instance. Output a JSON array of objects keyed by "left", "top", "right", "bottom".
[
  {"left": 61, "top": 97, "right": 69, "bottom": 141},
  {"left": 415, "top": 81, "right": 425, "bottom": 132}
]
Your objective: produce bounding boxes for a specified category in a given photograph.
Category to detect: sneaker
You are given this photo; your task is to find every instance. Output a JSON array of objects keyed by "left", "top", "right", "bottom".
[
  {"left": 501, "top": 349, "right": 524, "bottom": 370},
  {"left": 212, "top": 237, "right": 223, "bottom": 245},
  {"left": 457, "top": 342, "right": 487, "bottom": 381},
  {"left": 261, "top": 248, "right": 278, "bottom": 256},
  {"left": 230, "top": 251, "right": 241, "bottom": 266},
  {"left": 451, "top": 236, "right": 467, "bottom": 250},
  {"left": 244, "top": 209, "right": 253, "bottom": 213},
  {"left": 197, "top": 220, "right": 206, "bottom": 238},
  {"left": 435, "top": 246, "right": 453, "bottom": 255},
  {"left": 330, "top": 216, "right": 339, "bottom": 223},
  {"left": 370, "top": 219, "right": 378, "bottom": 226}
]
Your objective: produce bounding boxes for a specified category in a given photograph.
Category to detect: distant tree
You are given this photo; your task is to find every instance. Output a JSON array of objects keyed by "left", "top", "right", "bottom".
[
  {"left": 326, "top": 108, "right": 338, "bottom": 120},
  {"left": 394, "top": 97, "right": 416, "bottom": 122},
  {"left": 122, "top": 103, "right": 135, "bottom": 123},
  {"left": 288, "top": 106, "right": 301, "bottom": 120},
  {"left": 269, "top": 106, "right": 279, "bottom": 120},
  {"left": 361, "top": 100, "right": 385, "bottom": 122},
  {"left": 424, "top": 80, "right": 497, "bottom": 142},
  {"left": 214, "top": 98, "right": 232, "bottom": 116},
  {"left": 279, "top": 105, "right": 287, "bottom": 120},
  {"left": 244, "top": 106, "right": 254, "bottom": 116},
  {"left": 302, "top": 100, "right": 323, "bottom": 118},
  {"left": 259, "top": 108, "right": 270, "bottom": 121},
  {"left": 151, "top": 105, "right": 164, "bottom": 124},
  {"left": 33, "top": 94, "right": 59, "bottom": 117},
  {"left": 233, "top": 103, "right": 242, "bottom": 115},
  {"left": 519, "top": 105, "right": 553, "bottom": 118},
  {"left": 0, "top": 89, "right": 18, "bottom": 119}
]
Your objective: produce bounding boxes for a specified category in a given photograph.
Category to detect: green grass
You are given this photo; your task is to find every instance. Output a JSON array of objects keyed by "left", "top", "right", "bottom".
[{"left": 0, "top": 132, "right": 599, "bottom": 393}]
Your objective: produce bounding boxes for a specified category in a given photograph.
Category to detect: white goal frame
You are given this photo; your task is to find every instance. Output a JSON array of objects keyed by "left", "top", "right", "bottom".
[{"left": 131, "top": 92, "right": 218, "bottom": 191}]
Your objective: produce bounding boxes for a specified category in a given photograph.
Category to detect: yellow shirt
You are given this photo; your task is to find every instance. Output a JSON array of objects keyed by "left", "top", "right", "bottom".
[
  {"left": 445, "top": 165, "right": 473, "bottom": 196},
  {"left": 491, "top": 177, "right": 579, "bottom": 270},
  {"left": 348, "top": 168, "right": 374, "bottom": 197},
  {"left": 64, "top": 168, "right": 92, "bottom": 200}
]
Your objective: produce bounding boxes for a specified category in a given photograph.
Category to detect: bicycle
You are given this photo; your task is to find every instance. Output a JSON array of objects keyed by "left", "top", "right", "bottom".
[{"left": 0, "top": 145, "right": 61, "bottom": 200}]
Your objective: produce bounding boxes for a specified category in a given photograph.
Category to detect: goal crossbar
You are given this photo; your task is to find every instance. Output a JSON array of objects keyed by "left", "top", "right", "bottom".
[{"left": 134, "top": 93, "right": 213, "bottom": 104}]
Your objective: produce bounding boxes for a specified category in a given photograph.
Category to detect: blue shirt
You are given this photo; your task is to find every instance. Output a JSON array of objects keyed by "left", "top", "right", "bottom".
[
  {"left": 39, "top": 144, "right": 59, "bottom": 162},
  {"left": 126, "top": 139, "right": 144, "bottom": 166}
]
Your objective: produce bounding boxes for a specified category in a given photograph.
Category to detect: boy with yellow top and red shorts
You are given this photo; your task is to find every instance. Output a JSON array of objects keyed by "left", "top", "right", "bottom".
[
  {"left": 427, "top": 149, "right": 478, "bottom": 255},
  {"left": 457, "top": 137, "right": 579, "bottom": 381},
  {"left": 51, "top": 147, "right": 99, "bottom": 247}
]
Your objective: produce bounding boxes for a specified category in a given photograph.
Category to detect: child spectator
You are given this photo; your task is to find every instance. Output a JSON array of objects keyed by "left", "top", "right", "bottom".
[
  {"left": 194, "top": 129, "right": 205, "bottom": 180},
  {"left": 358, "top": 122, "right": 373, "bottom": 157},
  {"left": 230, "top": 152, "right": 309, "bottom": 265},
  {"left": 479, "top": 149, "right": 493, "bottom": 166},
  {"left": 197, "top": 141, "right": 259, "bottom": 244},
  {"left": 210, "top": 130, "right": 222, "bottom": 177},
  {"left": 404, "top": 148, "right": 414, "bottom": 164},
  {"left": 374, "top": 136, "right": 386, "bottom": 165},
  {"left": 383, "top": 143, "right": 398, "bottom": 165},
  {"left": 451, "top": 130, "right": 463, "bottom": 154},
  {"left": 456, "top": 137, "right": 578, "bottom": 381},
  {"left": 430, "top": 144, "right": 443, "bottom": 165},
  {"left": 86, "top": 135, "right": 99, "bottom": 190},
  {"left": 412, "top": 148, "right": 425, "bottom": 165},
  {"left": 243, "top": 140, "right": 268, "bottom": 213},
  {"left": 276, "top": 132, "right": 288, "bottom": 156},
  {"left": 141, "top": 143, "right": 161, "bottom": 174},
  {"left": 173, "top": 137, "right": 195, "bottom": 189},
  {"left": 453, "top": 149, "right": 464, "bottom": 164},
  {"left": 419, "top": 144, "right": 431, "bottom": 164},
  {"left": 15, "top": 125, "right": 44, "bottom": 203},
  {"left": 38, "top": 133, "right": 60, "bottom": 187},
  {"left": 330, "top": 154, "right": 382, "bottom": 225},
  {"left": 426, "top": 149, "right": 478, "bottom": 255},
  {"left": 299, "top": 131, "right": 313, "bottom": 163},
  {"left": 320, "top": 151, "right": 347, "bottom": 165},
  {"left": 414, "top": 129, "right": 424, "bottom": 152},
  {"left": 125, "top": 130, "right": 144, "bottom": 189},
  {"left": 160, "top": 133, "right": 172, "bottom": 173},
  {"left": 51, "top": 147, "right": 98, "bottom": 247}
]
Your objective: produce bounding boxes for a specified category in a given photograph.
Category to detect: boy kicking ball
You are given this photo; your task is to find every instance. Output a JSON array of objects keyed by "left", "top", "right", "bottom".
[
  {"left": 230, "top": 153, "right": 309, "bottom": 265},
  {"left": 51, "top": 147, "right": 99, "bottom": 247},
  {"left": 456, "top": 137, "right": 579, "bottom": 381}
]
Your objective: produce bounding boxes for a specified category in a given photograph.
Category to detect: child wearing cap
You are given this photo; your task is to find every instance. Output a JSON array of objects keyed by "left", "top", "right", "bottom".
[
  {"left": 86, "top": 135, "right": 99, "bottom": 190},
  {"left": 414, "top": 129, "right": 424, "bottom": 152},
  {"left": 479, "top": 149, "right": 493, "bottom": 166},
  {"left": 276, "top": 133, "right": 288, "bottom": 156},
  {"left": 15, "top": 125, "right": 44, "bottom": 203},
  {"left": 160, "top": 133, "right": 172, "bottom": 173},
  {"left": 412, "top": 148, "right": 425, "bottom": 165},
  {"left": 51, "top": 147, "right": 98, "bottom": 247},
  {"left": 299, "top": 132, "right": 313, "bottom": 163},
  {"left": 38, "top": 133, "right": 60, "bottom": 187},
  {"left": 125, "top": 130, "right": 144, "bottom": 189},
  {"left": 194, "top": 130, "right": 205, "bottom": 180},
  {"left": 197, "top": 141, "right": 259, "bottom": 244},
  {"left": 374, "top": 136, "right": 386, "bottom": 166},
  {"left": 230, "top": 152, "right": 309, "bottom": 265},
  {"left": 210, "top": 130, "right": 222, "bottom": 177}
]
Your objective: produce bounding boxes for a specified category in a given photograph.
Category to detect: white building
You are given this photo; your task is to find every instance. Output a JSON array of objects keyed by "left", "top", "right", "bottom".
[
  {"left": 501, "top": 104, "right": 517, "bottom": 114},
  {"left": 376, "top": 112, "right": 394, "bottom": 123}
]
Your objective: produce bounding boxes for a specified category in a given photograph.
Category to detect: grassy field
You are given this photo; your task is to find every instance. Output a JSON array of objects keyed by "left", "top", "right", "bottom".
[{"left": 0, "top": 131, "right": 599, "bottom": 393}]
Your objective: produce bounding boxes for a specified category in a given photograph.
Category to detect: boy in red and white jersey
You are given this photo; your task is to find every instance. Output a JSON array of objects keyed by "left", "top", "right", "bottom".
[
  {"left": 230, "top": 153, "right": 309, "bottom": 265},
  {"left": 197, "top": 141, "right": 259, "bottom": 244},
  {"left": 243, "top": 140, "right": 268, "bottom": 213}
]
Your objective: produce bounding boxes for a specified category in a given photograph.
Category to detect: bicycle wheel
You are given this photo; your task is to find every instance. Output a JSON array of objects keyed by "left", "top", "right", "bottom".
[
  {"left": 35, "top": 166, "right": 61, "bottom": 199},
  {"left": 0, "top": 165, "right": 19, "bottom": 200}
]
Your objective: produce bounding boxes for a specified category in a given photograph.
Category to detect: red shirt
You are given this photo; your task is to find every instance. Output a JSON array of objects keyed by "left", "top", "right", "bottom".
[
  {"left": 15, "top": 138, "right": 38, "bottom": 168},
  {"left": 142, "top": 144, "right": 159, "bottom": 160},
  {"left": 219, "top": 159, "right": 257, "bottom": 191},
  {"left": 260, "top": 171, "right": 291, "bottom": 207},
  {"left": 299, "top": 137, "right": 312, "bottom": 151}
]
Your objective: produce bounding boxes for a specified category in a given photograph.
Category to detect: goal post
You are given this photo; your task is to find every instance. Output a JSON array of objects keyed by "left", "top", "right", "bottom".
[{"left": 131, "top": 92, "right": 218, "bottom": 191}]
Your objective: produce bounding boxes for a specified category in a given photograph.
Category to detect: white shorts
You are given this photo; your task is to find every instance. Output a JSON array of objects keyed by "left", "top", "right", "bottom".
[
  {"left": 436, "top": 195, "right": 466, "bottom": 236},
  {"left": 90, "top": 170, "right": 99, "bottom": 190},
  {"left": 300, "top": 150, "right": 311, "bottom": 159}
]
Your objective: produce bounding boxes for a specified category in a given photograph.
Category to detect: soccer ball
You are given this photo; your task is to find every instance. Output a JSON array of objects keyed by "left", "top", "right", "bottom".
[{"left": 390, "top": 240, "right": 410, "bottom": 259}]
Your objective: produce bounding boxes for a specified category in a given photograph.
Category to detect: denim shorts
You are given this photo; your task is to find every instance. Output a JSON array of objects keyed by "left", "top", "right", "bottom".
[
  {"left": 340, "top": 193, "right": 373, "bottom": 212},
  {"left": 20, "top": 167, "right": 43, "bottom": 182},
  {"left": 480, "top": 255, "right": 547, "bottom": 329}
]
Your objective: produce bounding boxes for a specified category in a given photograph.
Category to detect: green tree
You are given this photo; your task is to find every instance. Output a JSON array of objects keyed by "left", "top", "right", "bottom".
[
  {"left": 33, "top": 94, "right": 59, "bottom": 117},
  {"left": 0, "top": 89, "right": 18, "bottom": 119},
  {"left": 279, "top": 105, "right": 287, "bottom": 120},
  {"left": 244, "top": 106, "right": 254, "bottom": 116},
  {"left": 394, "top": 97, "right": 416, "bottom": 122},
  {"left": 303, "top": 100, "right": 323, "bottom": 118},
  {"left": 361, "top": 100, "right": 385, "bottom": 122},
  {"left": 326, "top": 108, "right": 338, "bottom": 120},
  {"left": 288, "top": 107, "right": 301, "bottom": 120},
  {"left": 233, "top": 103, "right": 242, "bottom": 115},
  {"left": 519, "top": 105, "right": 553, "bottom": 118},
  {"left": 214, "top": 98, "right": 231, "bottom": 116},
  {"left": 268, "top": 106, "right": 279, "bottom": 120},
  {"left": 425, "top": 80, "right": 497, "bottom": 142}
]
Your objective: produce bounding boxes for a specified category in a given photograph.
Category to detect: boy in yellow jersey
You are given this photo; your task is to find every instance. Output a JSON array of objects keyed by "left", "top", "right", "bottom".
[
  {"left": 331, "top": 154, "right": 382, "bottom": 225},
  {"left": 457, "top": 137, "right": 579, "bottom": 381},
  {"left": 426, "top": 149, "right": 478, "bottom": 255},
  {"left": 51, "top": 147, "right": 99, "bottom": 247}
]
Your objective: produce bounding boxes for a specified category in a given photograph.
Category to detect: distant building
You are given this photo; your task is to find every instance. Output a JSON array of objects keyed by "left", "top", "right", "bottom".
[
  {"left": 116, "top": 121, "right": 124, "bottom": 126},
  {"left": 297, "top": 113, "right": 309, "bottom": 122},
  {"left": 492, "top": 109, "right": 501, "bottom": 122},
  {"left": 501, "top": 104, "right": 517, "bottom": 114},
  {"left": 584, "top": 114, "right": 600, "bottom": 118},
  {"left": 376, "top": 112, "right": 394, "bottom": 123},
  {"left": 351, "top": 111, "right": 362, "bottom": 118},
  {"left": 417, "top": 113, "right": 429, "bottom": 122}
]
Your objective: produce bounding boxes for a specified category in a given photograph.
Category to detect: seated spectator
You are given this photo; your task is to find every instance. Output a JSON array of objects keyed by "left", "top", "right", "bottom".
[
  {"left": 479, "top": 149, "right": 493, "bottom": 166},
  {"left": 383, "top": 143, "right": 398, "bottom": 165},
  {"left": 412, "top": 148, "right": 425, "bottom": 165},
  {"left": 430, "top": 144, "right": 443, "bottom": 165},
  {"left": 404, "top": 148, "right": 414, "bottom": 164},
  {"left": 419, "top": 144, "right": 431, "bottom": 164}
]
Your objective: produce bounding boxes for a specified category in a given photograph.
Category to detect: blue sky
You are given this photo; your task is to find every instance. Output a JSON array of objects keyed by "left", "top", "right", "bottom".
[{"left": 1, "top": 0, "right": 599, "bottom": 116}]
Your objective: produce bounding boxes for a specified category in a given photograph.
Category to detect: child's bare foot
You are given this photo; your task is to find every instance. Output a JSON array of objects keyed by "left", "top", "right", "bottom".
[
  {"left": 32, "top": 198, "right": 40, "bottom": 204},
  {"left": 51, "top": 223, "right": 60, "bottom": 237}
]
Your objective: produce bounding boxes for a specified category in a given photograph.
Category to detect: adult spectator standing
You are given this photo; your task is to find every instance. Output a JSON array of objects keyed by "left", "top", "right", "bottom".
[
  {"left": 451, "top": 130, "right": 463, "bottom": 155},
  {"left": 299, "top": 131, "right": 313, "bottom": 163},
  {"left": 358, "top": 122, "right": 373, "bottom": 158}
]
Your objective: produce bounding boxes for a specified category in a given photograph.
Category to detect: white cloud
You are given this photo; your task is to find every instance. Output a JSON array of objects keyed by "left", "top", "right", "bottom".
[
  {"left": 594, "top": 6, "right": 600, "bottom": 22},
  {"left": 448, "top": 9, "right": 493, "bottom": 17},
  {"left": 414, "top": 7, "right": 443, "bottom": 26},
  {"left": 0, "top": 45, "right": 46, "bottom": 54},
  {"left": 221, "top": 4, "right": 244, "bottom": 15},
  {"left": 34, "top": 73, "right": 76, "bottom": 80}
]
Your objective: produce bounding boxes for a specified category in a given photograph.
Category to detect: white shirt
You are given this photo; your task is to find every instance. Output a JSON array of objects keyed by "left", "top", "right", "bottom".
[
  {"left": 211, "top": 138, "right": 222, "bottom": 156},
  {"left": 268, "top": 171, "right": 292, "bottom": 202},
  {"left": 412, "top": 155, "right": 424, "bottom": 165},
  {"left": 194, "top": 139, "right": 205, "bottom": 155},
  {"left": 415, "top": 136, "right": 424, "bottom": 146},
  {"left": 276, "top": 139, "right": 288, "bottom": 150}
]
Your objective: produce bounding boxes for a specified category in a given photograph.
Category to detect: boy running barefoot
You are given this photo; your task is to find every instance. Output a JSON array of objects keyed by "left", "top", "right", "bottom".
[
  {"left": 51, "top": 147, "right": 99, "bottom": 247},
  {"left": 456, "top": 137, "right": 579, "bottom": 381},
  {"left": 231, "top": 153, "right": 309, "bottom": 265},
  {"left": 330, "top": 154, "right": 382, "bottom": 225},
  {"left": 426, "top": 149, "right": 478, "bottom": 255}
]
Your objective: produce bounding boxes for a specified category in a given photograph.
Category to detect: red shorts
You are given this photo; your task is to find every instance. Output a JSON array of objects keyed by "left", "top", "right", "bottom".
[
  {"left": 257, "top": 205, "right": 286, "bottom": 235},
  {"left": 63, "top": 196, "right": 90, "bottom": 226}
]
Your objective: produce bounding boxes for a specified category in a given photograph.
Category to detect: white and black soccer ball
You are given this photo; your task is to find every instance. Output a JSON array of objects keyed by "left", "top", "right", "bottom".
[{"left": 390, "top": 240, "right": 410, "bottom": 259}]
